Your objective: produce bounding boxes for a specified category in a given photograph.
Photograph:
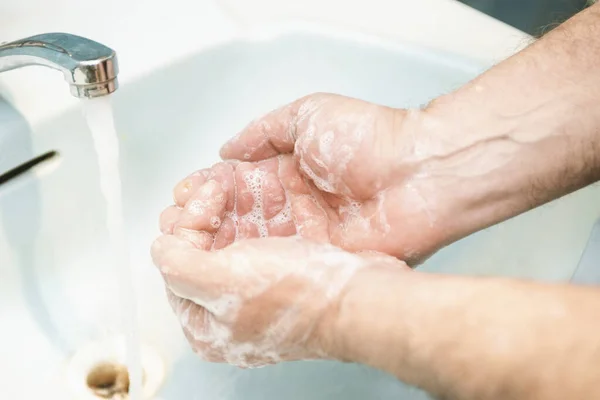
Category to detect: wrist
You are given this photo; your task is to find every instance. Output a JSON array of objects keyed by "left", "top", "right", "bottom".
[
  {"left": 395, "top": 95, "right": 538, "bottom": 247},
  {"left": 386, "top": 105, "right": 492, "bottom": 255},
  {"left": 410, "top": 51, "right": 600, "bottom": 245},
  {"left": 324, "top": 264, "right": 415, "bottom": 369}
]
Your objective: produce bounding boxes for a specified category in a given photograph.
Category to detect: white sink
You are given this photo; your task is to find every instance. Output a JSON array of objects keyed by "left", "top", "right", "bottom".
[{"left": 1, "top": 26, "right": 598, "bottom": 399}]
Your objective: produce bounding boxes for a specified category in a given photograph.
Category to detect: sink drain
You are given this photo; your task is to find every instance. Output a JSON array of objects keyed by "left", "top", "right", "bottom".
[
  {"left": 66, "top": 336, "right": 165, "bottom": 399},
  {"left": 86, "top": 362, "right": 132, "bottom": 399}
]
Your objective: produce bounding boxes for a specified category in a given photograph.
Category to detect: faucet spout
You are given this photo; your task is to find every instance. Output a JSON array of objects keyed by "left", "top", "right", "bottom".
[{"left": 0, "top": 33, "right": 119, "bottom": 99}]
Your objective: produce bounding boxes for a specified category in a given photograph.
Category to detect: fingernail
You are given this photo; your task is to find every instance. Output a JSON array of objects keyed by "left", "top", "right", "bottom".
[{"left": 178, "top": 179, "right": 193, "bottom": 193}]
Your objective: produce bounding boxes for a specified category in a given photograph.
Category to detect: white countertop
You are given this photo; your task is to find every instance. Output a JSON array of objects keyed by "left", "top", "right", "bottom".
[{"left": 0, "top": 0, "right": 530, "bottom": 126}]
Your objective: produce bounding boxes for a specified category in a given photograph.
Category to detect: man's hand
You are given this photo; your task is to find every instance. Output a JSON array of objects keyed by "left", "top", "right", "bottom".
[
  {"left": 151, "top": 233, "right": 600, "bottom": 400},
  {"left": 151, "top": 234, "right": 408, "bottom": 367},
  {"left": 162, "top": 93, "right": 448, "bottom": 264}
]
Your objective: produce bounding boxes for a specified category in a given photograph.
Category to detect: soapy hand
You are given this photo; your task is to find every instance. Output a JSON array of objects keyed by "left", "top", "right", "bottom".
[
  {"left": 151, "top": 234, "right": 408, "bottom": 367},
  {"left": 162, "top": 93, "right": 445, "bottom": 264}
]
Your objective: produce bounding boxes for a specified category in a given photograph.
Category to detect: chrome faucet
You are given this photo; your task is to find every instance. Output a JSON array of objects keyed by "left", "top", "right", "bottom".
[{"left": 0, "top": 33, "right": 119, "bottom": 99}]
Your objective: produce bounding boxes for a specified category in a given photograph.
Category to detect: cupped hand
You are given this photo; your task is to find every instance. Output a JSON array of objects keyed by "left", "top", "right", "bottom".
[
  {"left": 151, "top": 234, "right": 408, "bottom": 368},
  {"left": 162, "top": 93, "right": 447, "bottom": 264}
]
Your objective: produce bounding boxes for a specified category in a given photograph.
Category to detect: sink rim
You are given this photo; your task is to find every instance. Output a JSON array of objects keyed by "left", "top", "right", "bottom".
[{"left": 21, "top": 20, "right": 489, "bottom": 130}]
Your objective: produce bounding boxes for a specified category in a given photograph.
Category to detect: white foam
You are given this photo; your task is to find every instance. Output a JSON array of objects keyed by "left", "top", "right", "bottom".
[
  {"left": 242, "top": 168, "right": 269, "bottom": 237},
  {"left": 212, "top": 165, "right": 300, "bottom": 245},
  {"left": 269, "top": 199, "right": 292, "bottom": 226},
  {"left": 340, "top": 200, "right": 362, "bottom": 217},
  {"left": 187, "top": 199, "right": 205, "bottom": 216}
]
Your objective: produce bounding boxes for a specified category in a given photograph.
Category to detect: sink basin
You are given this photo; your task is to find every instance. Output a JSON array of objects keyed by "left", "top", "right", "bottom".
[{"left": 1, "top": 26, "right": 599, "bottom": 399}]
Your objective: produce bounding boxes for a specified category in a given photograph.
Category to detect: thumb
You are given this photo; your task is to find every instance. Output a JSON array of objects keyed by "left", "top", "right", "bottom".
[
  {"left": 219, "top": 103, "right": 297, "bottom": 161},
  {"left": 219, "top": 93, "right": 331, "bottom": 162}
]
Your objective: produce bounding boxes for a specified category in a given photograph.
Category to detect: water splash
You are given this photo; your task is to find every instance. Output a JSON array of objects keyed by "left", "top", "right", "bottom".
[{"left": 82, "top": 97, "right": 143, "bottom": 399}]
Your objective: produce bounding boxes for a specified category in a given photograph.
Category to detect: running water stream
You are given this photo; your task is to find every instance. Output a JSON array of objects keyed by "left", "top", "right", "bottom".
[{"left": 82, "top": 97, "right": 143, "bottom": 399}]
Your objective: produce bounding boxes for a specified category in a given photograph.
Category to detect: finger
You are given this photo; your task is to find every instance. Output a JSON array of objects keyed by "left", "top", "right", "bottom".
[
  {"left": 174, "top": 162, "right": 236, "bottom": 208},
  {"left": 151, "top": 235, "right": 229, "bottom": 308},
  {"left": 234, "top": 158, "right": 280, "bottom": 213},
  {"left": 265, "top": 176, "right": 296, "bottom": 236},
  {"left": 220, "top": 94, "right": 332, "bottom": 161},
  {"left": 289, "top": 193, "right": 329, "bottom": 241},
  {"left": 233, "top": 160, "right": 286, "bottom": 238},
  {"left": 178, "top": 180, "right": 227, "bottom": 233},
  {"left": 159, "top": 205, "right": 183, "bottom": 234},
  {"left": 233, "top": 162, "right": 258, "bottom": 217},
  {"left": 357, "top": 250, "right": 411, "bottom": 270},
  {"left": 204, "top": 162, "right": 236, "bottom": 211},
  {"left": 173, "top": 226, "right": 213, "bottom": 250},
  {"left": 152, "top": 234, "right": 197, "bottom": 268},
  {"left": 278, "top": 155, "right": 310, "bottom": 195},
  {"left": 220, "top": 106, "right": 296, "bottom": 161},
  {"left": 262, "top": 171, "right": 287, "bottom": 220},
  {"left": 266, "top": 217, "right": 296, "bottom": 237},
  {"left": 237, "top": 219, "right": 261, "bottom": 240},
  {"left": 213, "top": 216, "right": 236, "bottom": 249},
  {"left": 172, "top": 169, "right": 209, "bottom": 207}
]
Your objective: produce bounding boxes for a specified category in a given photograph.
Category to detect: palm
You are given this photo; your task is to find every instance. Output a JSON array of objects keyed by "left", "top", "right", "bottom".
[{"left": 160, "top": 155, "right": 387, "bottom": 250}]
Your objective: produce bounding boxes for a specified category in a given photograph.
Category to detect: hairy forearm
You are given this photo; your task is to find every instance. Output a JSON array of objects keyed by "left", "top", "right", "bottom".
[
  {"left": 331, "top": 267, "right": 600, "bottom": 400},
  {"left": 410, "top": 4, "right": 600, "bottom": 244}
]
